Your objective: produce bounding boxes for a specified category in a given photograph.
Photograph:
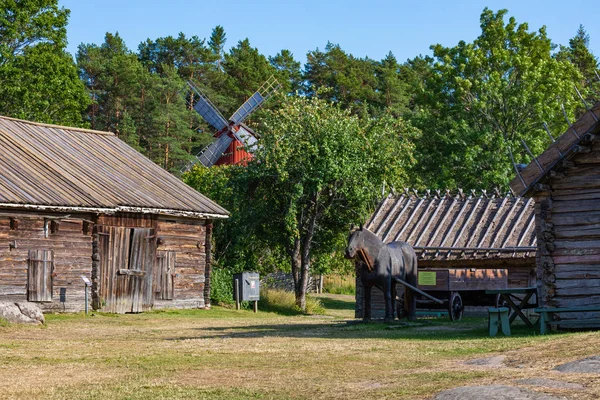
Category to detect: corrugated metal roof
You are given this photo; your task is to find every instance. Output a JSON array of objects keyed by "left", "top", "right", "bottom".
[
  {"left": 0, "top": 115, "right": 228, "bottom": 218},
  {"left": 510, "top": 101, "right": 600, "bottom": 196},
  {"left": 366, "top": 190, "right": 536, "bottom": 261}
]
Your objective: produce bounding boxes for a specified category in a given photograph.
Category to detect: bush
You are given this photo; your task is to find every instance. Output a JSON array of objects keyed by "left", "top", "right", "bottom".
[
  {"left": 210, "top": 268, "right": 234, "bottom": 305},
  {"left": 258, "top": 289, "right": 325, "bottom": 315},
  {"left": 323, "top": 274, "right": 356, "bottom": 295}
]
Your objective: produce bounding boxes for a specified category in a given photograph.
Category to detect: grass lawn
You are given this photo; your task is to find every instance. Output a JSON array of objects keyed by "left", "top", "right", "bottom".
[{"left": 0, "top": 294, "right": 599, "bottom": 399}]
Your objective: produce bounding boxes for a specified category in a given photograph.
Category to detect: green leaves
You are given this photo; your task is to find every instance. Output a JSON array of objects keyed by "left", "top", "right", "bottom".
[
  {"left": 0, "top": 0, "right": 87, "bottom": 125},
  {"left": 410, "top": 8, "right": 581, "bottom": 189}
]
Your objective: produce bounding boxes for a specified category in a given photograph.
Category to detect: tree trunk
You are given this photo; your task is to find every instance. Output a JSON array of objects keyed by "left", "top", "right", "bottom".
[
  {"left": 289, "top": 238, "right": 302, "bottom": 307},
  {"left": 295, "top": 193, "right": 320, "bottom": 311}
]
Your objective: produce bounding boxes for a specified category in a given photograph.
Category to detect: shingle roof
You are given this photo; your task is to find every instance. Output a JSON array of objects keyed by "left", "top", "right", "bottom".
[
  {"left": 0, "top": 115, "right": 228, "bottom": 218},
  {"left": 366, "top": 190, "right": 536, "bottom": 261},
  {"left": 510, "top": 101, "right": 600, "bottom": 196}
]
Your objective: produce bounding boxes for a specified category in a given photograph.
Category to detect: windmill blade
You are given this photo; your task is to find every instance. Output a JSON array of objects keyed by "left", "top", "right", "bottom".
[
  {"left": 229, "top": 76, "right": 280, "bottom": 124},
  {"left": 188, "top": 81, "right": 228, "bottom": 131},
  {"left": 232, "top": 125, "right": 258, "bottom": 150},
  {"left": 196, "top": 134, "right": 234, "bottom": 167}
]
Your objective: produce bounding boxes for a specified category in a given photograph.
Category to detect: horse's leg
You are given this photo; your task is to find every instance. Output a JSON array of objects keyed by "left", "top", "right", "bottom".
[
  {"left": 383, "top": 278, "right": 394, "bottom": 323},
  {"left": 363, "top": 283, "right": 372, "bottom": 322},
  {"left": 391, "top": 282, "right": 397, "bottom": 321}
]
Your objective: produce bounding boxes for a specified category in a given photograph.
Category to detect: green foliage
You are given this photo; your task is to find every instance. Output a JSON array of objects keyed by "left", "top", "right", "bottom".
[
  {"left": 243, "top": 95, "right": 419, "bottom": 309},
  {"left": 210, "top": 267, "right": 234, "bottom": 305},
  {"left": 323, "top": 274, "right": 356, "bottom": 295},
  {"left": 0, "top": 0, "right": 88, "bottom": 125},
  {"left": 555, "top": 25, "right": 600, "bottom": 116},
  {"left": 258, "top": 288, "right": 325, "bottom": 315},
  {"left": 409, "top": 8, "right": 581, "bottom": 189}
]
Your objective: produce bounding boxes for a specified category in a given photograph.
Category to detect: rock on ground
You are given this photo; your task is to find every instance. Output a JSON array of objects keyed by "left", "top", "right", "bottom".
[
  {"left": 0, "top": 301, "right": 44, "bottom": 324},
  {"left": 464, "top": 355, "right": 506, "bottom": 368},
  {"left": 434, "top": 385, "right": 565, "bottom": 400},
  {"left": 554, "top": 356, "right": 600, "bottom": 373},
  {"left": 516, "top": 378, "right": 584, "bottom": 390}
]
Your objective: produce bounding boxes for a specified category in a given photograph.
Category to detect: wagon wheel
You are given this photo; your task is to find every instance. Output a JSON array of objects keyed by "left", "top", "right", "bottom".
[
  {"left": 448, "top": 292, "right": 464, "bottom": 321},
  {"left": 495, "top": 294, "right": 509, "bottom": 308}
]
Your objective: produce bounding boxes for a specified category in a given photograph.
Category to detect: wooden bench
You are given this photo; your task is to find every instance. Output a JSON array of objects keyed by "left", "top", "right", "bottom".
[
  {"left": 534, "top": 306, "right": 600, "bottom": 334},
  {"left": 488, "top": 307, "right": 511, "bottom": 337}
]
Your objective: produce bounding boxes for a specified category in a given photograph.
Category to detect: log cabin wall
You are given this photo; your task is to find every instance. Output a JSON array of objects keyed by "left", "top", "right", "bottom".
[
  {"left": 509, "top": 102, "right": 600, "bottom": 329},
  {"left": 154, "top": 217, "right": 207, "bottom": 310},
  {"left": 0, "top": 211, "right": 94, "bottom": 312},
  {"left": 533, "top": 144, "right": 600, "bottom": 325}
]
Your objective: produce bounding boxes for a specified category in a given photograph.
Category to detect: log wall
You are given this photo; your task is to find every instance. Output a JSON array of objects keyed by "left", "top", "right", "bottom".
[
  {"left": 154, "top": 217, "right": 207, "bottom": 310},
  {"left": 0, "top": 212, "right": 94, "bottom": 312},
  {"left": 534, "top": 140, "right": 600, "bottom": 327},
  {"left": 1, "top": 210, "right": 211, "bottom": 313}
]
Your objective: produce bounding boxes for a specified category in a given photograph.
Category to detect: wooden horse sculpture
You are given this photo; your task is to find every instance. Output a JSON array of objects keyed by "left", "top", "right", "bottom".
[{"left": 345, "top": 226, "right": 417, "bottom": 322}]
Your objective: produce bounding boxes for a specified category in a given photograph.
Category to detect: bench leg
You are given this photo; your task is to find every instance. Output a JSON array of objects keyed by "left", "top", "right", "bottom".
[
  {"left": 539, "top": 312, "right": 547, "bottom": 335},
  {"left": 500, "top": 310, "right": 511, "bottom": 336},
  {"left": 489, "top": 314, "right": 499, "bottom": 337}
]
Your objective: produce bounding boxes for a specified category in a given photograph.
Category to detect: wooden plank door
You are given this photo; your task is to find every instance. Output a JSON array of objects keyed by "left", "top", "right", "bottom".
[
  {"left": 98, "top": 226, "right": 156, "bottom": 313},
  {"left": 27, "top": 249, "right": 54, "bottom": 302},
  {"left": 155, "top": 251, "right": 175, "bottom": 300}
]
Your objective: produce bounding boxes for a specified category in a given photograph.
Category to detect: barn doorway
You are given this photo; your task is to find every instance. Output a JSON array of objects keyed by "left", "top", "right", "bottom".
[{"left": 98, "top": 226, "right": 156, "bottom": 313}]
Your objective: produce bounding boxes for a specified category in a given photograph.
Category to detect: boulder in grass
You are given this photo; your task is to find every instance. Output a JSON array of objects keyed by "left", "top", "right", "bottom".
[
  {"left": 554, "top": 356, "right": 600, "bottom": 373},
  {"left": 434, "top": 385, "right": 565, "bottom": 400},
  {"left": 16, "top": 302, "right": 45, "bottom": 324},
  {"left": 0, "top": 301, "right": 44, "bottom": 325}
]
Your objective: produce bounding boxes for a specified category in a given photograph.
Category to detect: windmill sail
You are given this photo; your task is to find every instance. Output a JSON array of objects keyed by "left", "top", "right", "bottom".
[
  {"left": 197, "top": 134, "right": 234, "bottom": 167},
  {"left": 188, "top": 82, "right": 228, "bottom": 131},
  {"left": 229, "top": 76, "right": 280, "bottom": 124}
]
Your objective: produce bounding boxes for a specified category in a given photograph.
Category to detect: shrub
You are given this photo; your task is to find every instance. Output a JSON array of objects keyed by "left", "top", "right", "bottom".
[
  {"left": 259, "top": 289, "right": 325, "bottom": 315},
  {"left": 210, "top": 268, "right": 234, "bottom": 305}
]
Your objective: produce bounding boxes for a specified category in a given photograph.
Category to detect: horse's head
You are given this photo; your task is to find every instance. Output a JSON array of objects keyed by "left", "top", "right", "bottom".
[{"left": 345, "top": 225, "right": 364, "bottom": 259}]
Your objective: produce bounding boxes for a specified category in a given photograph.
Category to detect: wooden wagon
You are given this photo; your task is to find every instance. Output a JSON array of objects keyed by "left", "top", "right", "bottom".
[{"left": 396, "top": 267, "right": 508, "bottom": 321}]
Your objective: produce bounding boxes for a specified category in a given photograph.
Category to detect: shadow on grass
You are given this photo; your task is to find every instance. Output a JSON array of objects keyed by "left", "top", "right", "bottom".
[
  {"left": 317, "top": 296, "right": 355, "bottom": 311},
  {"left": 165, "top": 317, "right": 541, "bottom": 342}
]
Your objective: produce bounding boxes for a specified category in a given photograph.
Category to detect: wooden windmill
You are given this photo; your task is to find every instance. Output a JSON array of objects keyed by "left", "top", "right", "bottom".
[{"left": 185, "top": 76, "right": 280, "bottom": 170}]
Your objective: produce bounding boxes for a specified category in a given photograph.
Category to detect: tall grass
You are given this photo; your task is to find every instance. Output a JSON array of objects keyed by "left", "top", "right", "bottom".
[
  {"left": 259, "top": 289, "right": 325, "bottom": 315},
  {"left": 323, "top": 274, "right": 355, "bottom": 295}
]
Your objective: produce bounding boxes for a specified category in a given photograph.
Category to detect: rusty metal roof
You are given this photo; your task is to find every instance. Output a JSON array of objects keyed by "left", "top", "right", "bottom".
[
  {"left": 366, "top": 190, "right": 536, "bottom": 261},
  {"left": 0, "top": 116, "right": 228, "bottom": 218},
  {"left": 510, "top": 101, "right": 600, "bottom": 196}
]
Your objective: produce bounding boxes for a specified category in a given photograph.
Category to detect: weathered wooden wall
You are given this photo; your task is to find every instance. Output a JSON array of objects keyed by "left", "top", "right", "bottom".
[
  {"left": 535, "top": 141, "right": 600, "bottom": 327},
  {"left": 154, "top": 217, "right": 207, "bottom": 310},
  {"left": 0, "top": 212, "right": 94, "bottom": 312},
  {"left": 1, "top": 211, "right": 211, "bottom": 314}
]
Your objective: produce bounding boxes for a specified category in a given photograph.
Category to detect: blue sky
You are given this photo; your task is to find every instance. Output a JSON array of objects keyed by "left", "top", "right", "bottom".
[{"left": 59, "top": 0, "right": 599, "bottom": 64}]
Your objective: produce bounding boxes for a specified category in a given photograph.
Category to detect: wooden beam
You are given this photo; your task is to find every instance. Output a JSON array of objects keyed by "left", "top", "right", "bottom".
[
  {"left": 500, "top": 198, "right": 533, "bottom": 249},
  {"left": 425, "top": 197, "right": 459, "bottom": 248},
  {"left": 402, "top": 198, "right": 437, "bottom": 245},
  {"left": 374, "top": 195, "right": 402, "bottom": 237},
  {"left": 393, "top": 197, "right": 425, "bottom": 242},
  {"left": 414, "top": 197, "right": 449, "bottom": 246},
  {"left": 445, "top": 196, "right": 484, "bottom": 258},
  {"left": 117, "top": 269, "right": 146, "bottom": 277},
  {"left": 382, "top": 197, "right": 412, "bottom": 242},
  {"left": 435, "top": 194, "right": 472, "bottom": 257},
  {"left": 474, "top": 196, "right": 509, "bottom": 256},
  {"left": 487, "top": 197, "right": 522, "bottom": 254},
  {"left": 366, "top": 194, "right": 393, "bottom": 232}
]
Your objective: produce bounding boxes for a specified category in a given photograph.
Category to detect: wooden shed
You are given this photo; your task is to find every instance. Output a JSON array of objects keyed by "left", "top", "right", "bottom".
[
  {"left": 0, "top": 116, "right": 229, "bottom": 313},
  {"left": 510, "top": 101, "right": 600, "bottom": 328},
  {"left": 356, "top": 190, "right": 536, "bottom": 318}
]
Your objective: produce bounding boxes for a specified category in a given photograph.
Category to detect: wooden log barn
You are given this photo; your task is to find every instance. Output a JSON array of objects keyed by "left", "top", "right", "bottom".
[
  {"left": 0, "top": 116, "right": 229, "bottom": 313},
  {"left": 510, "top": 101, "right": 600, "bottom": 329},
  {"left": 356, "top": 190, "right": 536, "bottom": 318}
]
